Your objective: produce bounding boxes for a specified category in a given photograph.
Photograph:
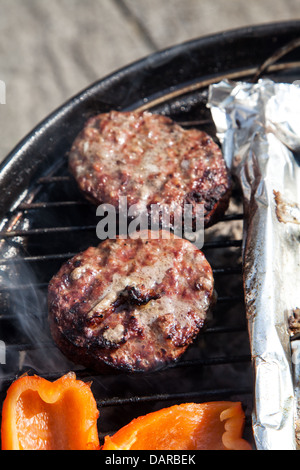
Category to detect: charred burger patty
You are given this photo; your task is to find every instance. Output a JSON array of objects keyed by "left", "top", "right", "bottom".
[
  {"left": 68, "top": 111, "right": 231, "bottom": 228},
  {"left": 48, "top": 231, "right": 215, "bottom": 373}
]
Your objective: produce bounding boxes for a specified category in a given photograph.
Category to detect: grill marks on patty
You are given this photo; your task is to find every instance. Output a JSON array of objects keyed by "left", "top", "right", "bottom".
[
  {"left": 48, "top": 111, "right": 228, "bottom": 372},
  {"left": 68, "top": 110, "right": 231, "bottom": 228},
  {"left": 48, "top": 232, "right": 215, "bottom": 373}
]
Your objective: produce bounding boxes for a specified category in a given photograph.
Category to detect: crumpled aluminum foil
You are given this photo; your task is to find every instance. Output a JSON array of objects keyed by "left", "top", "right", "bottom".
[{"left": 207, "top": 79, "right": 300, "bottom": 450}]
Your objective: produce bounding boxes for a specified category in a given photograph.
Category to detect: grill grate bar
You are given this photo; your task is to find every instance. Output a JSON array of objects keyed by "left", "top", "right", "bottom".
[
  {"left": 203, "top": 325, "right": 247, "bottom": 334},
  {"left": 203, "top": 239, "right": 242, "bottom": 249},
  {"left": 0, "top": 252, "right": 78, "bottom": 265},
  {"left": 2, "top": 347, "right": 250, "bottom": 377},
  {"left": 0, "top": 266, "right": 242, "bottom": 293},
  {"left": 0, "top": 225, "right": 97, "bottom": 238},
  {"left": 0, "top": 295, "right": 244, "bottom": 320},
  {"left": 0, "top": 216, "right": 243, "bottom": 239},
  {"left": 169, "top": 354, "right": 251, "bottom": 369},
  {"left": 0, "top": 238, "right": 242, "bottom": 265},
  {"left": 97, "top": 387, "right": 252, "bottom": 408},
  {"left": 0, "top": 356, "right": 252, "bottom": 402},
  {"left": 177, "top": 119, "right": 212, "bottom": 127},
  {"left": 10, "top": 201, "right": 244, "bottom": 216},
  {"left": 0, "top": 385, "right": 253, "bottom": 421},
  {"left": 0, "top": 228, "right": 242, "bottom": 240},
  {"left": 16, "top": 201, "right": 89, "bottom": 211}
]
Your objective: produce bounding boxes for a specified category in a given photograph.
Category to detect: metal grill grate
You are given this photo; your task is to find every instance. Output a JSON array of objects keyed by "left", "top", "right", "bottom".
[{"left": 0, "top": 109, "right": 254, "bottom": 444}]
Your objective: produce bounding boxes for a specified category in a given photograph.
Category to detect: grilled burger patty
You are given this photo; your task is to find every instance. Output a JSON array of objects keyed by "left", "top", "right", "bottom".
[
  {"left": 48, "top": 231, "right": 214, "bottom": 373},
  {"left": 69, "top": 111, "right": 231, "bottom": 228}
]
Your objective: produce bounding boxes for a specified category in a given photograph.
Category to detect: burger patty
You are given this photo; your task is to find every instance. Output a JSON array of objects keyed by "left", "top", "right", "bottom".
[
  {"left": 69, "top": 111, "right": 231, "bottom": 228},
  {"left": 48, "top": 231, "right": 215, "bottom": 373}
]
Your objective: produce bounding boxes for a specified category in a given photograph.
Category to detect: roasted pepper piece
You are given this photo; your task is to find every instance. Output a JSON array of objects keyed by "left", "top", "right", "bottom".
[
  {"left": 102, "top": 401, "right": 252, "bottom": 450},
  {"left": 1, "top": 372, "right": 100, "bottom": 450}
]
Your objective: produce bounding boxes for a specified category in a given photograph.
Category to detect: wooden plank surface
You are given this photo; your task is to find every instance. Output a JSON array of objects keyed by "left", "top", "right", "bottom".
[
  {"left": 124, "top": 0, "right": 300, "bottom": 49},
  {"left": 0, "top": 0, "right": 299, "bottom": 163}
]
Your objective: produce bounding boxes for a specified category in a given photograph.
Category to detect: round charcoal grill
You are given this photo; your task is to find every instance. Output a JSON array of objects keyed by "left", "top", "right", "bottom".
[{"left": 0, "top": 22, "right": 300, "bottom": 449}]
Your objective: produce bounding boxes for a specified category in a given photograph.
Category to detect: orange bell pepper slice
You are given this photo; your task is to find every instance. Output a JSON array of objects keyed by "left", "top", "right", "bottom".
[
  {"left": 102, "top": 401, "right": 252, "bottom": 450},
  {"left": 1, "top": 372, "right": 100, "bottom": 450}
]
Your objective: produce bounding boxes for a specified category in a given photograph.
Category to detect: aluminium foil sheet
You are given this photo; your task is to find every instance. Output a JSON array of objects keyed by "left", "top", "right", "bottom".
[{"left": 208, "top": 79, "right": 300, "bottom": 450}]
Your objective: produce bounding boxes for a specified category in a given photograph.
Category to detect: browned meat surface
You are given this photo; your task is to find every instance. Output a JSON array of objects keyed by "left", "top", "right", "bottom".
[
  {"left": 48, "top": 231, "right": 215, "bottom": 373},
  {"left": 69, "top": 111, "right": 231, "bottom": 228}
]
